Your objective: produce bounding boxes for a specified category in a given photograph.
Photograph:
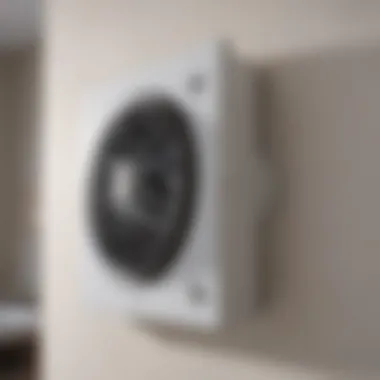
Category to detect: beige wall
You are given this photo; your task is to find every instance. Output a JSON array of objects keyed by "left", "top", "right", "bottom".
[
  {"left": 0, "top": 48, "right": 39, "bottom": 301},
  {"left": 43, "top": 1, "right": 380, "bottom": 379}
]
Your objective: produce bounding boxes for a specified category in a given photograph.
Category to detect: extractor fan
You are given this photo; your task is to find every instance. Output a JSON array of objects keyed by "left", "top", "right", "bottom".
[{"left": 80, "top": 40, "right": 271, "bottom": 330}]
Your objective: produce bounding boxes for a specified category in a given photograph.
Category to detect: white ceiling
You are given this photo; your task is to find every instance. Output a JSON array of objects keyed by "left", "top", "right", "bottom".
[{"left": 0, "top": 0, "right": 39, "bottom": 48}]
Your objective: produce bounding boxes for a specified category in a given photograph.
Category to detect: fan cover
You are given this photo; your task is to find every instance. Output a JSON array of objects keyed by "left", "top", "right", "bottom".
[{"left": 89, "top": 98, "right": 197, "bottom": 280}]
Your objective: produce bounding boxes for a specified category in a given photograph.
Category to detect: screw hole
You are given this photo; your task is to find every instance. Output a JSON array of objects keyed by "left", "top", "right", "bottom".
[
  {"left": 187, "top": 74, "right": 206, "bottom": 94},
  {"left": 188, "top": 284, "right": 206, "bottom": 305}
]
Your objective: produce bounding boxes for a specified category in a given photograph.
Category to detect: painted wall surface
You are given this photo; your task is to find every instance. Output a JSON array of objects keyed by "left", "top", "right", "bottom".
[
  {"left": 0, "top": 48, "right": 39, "bottom": 301},
  {"left": 43, "top": 1, "right": 380, "bottom": 379}
]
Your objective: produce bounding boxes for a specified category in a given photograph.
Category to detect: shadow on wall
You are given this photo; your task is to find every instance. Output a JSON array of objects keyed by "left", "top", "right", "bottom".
[{"left": 142, "top": 43, "right": 380, "bottom": 378}]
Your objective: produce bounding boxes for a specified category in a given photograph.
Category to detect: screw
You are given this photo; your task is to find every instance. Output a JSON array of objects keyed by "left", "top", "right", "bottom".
[
  {"left": 188, "top": 283, "right": 206, "bottom": 305},
  {"left": 187, "top": 74, "right": 205, "bottom": 94}
]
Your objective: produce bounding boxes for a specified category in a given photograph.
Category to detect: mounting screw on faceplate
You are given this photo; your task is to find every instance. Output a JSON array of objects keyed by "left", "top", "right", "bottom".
[
  {"left": 187, "top": 74, "right": 206, "bottom": 94},
  {"left": 187, "top": 283, "right": 207, "bottom": 305}
]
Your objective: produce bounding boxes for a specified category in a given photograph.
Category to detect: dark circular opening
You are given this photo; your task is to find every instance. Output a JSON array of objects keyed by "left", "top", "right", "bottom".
[{"left": 88, "top": 97, "right": 197, "bottom": 280}]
